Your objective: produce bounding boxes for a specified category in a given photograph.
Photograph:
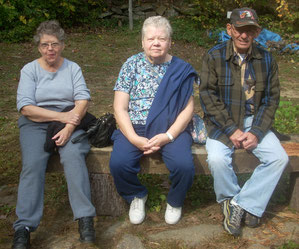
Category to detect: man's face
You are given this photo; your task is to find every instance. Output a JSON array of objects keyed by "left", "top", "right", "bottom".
[{"left": 227, "top": 24, "right": 261, "bottom": 54}]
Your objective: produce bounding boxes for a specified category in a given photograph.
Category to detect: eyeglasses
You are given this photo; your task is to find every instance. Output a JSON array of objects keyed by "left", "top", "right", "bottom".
[
  {"left": 231, "top": 25, "right": 257, "bottom": 37},
  {"left": 39, "top": 42, "right": 61, "bottom": 49}
]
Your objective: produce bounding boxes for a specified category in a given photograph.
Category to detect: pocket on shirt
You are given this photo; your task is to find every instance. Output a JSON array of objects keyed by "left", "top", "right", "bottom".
[{"left": 218, "top": 77, "right": 234, "bottom": 99}]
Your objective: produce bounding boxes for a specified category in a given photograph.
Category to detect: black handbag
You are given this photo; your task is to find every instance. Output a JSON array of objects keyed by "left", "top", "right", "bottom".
[{"left": 72, "top": 113, "right": 116, "bottom": 147}]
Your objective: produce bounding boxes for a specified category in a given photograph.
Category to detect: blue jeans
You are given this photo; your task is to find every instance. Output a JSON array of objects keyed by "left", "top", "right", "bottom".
[{"left": 206, "top": 115, "right": 289, "bottom": 217}]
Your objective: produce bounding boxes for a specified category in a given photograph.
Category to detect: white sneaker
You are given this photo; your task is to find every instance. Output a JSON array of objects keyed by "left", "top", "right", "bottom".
[
  {"left": 129, "top": 195, "right": 148, "bottom": 224},
  {"left": 165, "top": 203, "right": 182, "bottom": 225}
]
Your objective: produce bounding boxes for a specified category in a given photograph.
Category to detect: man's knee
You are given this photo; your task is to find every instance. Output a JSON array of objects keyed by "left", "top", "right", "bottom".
[
  {"left": 281, "top": 151, "right": 289, "bottom": 166},
  {"left": 207, "top": 153, "right": 231, "bottom": 172},
  {"left": 260, "top": 147, "right": 289, "bottom": 167},
  {"left": 269, "top": 150, "right": 289, "bottom": 169}
]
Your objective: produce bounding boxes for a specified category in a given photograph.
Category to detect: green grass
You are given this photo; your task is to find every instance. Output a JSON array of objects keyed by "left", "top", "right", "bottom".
[
  {"left": 0, "top": 17, "right": 298, "bottom": 224},
  {"left": 274, "top": 100, "right": 299, "bottom": 134},
  {"left": 277, "top": 240, "right": 299, "bottom": 249},
  {"left": 140, "top": 174, "right": 167, "bottom": 212},
  {"left": 0, "top": 18, "right": 298, "bottom": 249},
  {"left": 0, "top": 204, "right": 15, "bottom": 217}
]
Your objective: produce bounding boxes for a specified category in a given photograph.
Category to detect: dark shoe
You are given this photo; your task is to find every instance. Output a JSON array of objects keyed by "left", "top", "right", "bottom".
[
  {"left": 12, "top": 227, "right": 30, "bottom": 249},
  {"left": 222, "top": 199, "right": 244, "bottom": 237},
  {"left": 78, "top": 217, "right": 95, "bottom": 243},
  {"left": 244, "top": 212, "right": 260, "bottom": 228}
]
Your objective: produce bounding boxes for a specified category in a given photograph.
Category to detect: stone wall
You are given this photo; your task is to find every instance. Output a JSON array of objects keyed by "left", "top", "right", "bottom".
[{"left": 100, "top": 0, "right": 195, "bottom": 24}]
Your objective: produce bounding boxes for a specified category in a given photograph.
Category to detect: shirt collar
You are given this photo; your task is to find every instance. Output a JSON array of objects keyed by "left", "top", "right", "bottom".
[{"left": 233, "top": 43, "right": 252, "bottom": 62}]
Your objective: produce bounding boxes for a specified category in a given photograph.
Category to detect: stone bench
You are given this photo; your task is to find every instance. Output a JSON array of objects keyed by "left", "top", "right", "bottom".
[{"left": 47, "top": 138, "right": 299, "bottom": 216}]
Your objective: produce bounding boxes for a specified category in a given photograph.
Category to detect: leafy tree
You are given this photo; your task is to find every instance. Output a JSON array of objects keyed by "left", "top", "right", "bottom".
[{"left": 0, "top": 0, "right": 106, "bottom": 42}]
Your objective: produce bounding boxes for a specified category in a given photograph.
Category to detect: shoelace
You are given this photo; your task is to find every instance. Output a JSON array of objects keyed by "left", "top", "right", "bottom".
[
  {"left": 230, "top": 205, "right": 244, "bottom": 226},
  {"left": 166, "top": 204, "right": 181, "bottom": 213},
  {"left": 79, "top": 218, "right": 94, "bottom": 231},
  {"left": 131, "top": 197, "right": 143, "bottom": 210},
  {"left": 167, "top": 205, "right": 176, "bottom": 213},
  {"left": 167, "top": 205, "right": 173, "bottom": 211}
]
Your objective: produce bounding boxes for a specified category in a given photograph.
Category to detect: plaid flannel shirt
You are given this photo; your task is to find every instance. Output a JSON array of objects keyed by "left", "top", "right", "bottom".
[{"left": 199, "top": 39, "right": 280, "bottom": 147}]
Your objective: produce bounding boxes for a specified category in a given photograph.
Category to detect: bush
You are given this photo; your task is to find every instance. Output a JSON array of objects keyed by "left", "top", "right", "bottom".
[
  {"left": 0, "top": 0, "right": 106, "bottom": 42},
  {"left": 189, "top": 0, "right": 298, "bottom": 34},
  {"left": 171, "top": 17, "right": 215, "bottom": 47},
  {"left": 1, "top": 0, "right": 298, "bottom": 42}
]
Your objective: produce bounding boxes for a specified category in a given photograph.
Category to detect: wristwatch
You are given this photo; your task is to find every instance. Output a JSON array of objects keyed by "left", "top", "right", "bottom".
[{"left": 166, "top": 132, "right": 174, "bottom": 142}]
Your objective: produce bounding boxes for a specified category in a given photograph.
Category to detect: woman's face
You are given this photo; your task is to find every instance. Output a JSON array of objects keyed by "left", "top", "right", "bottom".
[
  {"left": 38, "top": 34, "right": 64, "bottom": 66},
  {"left": 142, "top": 26, "right": 171, "bottom": 63}
]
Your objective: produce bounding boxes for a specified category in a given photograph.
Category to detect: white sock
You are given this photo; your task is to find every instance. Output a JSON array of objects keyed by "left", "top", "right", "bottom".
[{"left": 230, "top": 199, "right": 239, "bottom": 206}]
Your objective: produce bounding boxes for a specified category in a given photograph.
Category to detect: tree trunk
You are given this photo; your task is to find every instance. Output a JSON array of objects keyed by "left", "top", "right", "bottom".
[
  {"left": 89, "top": 173, "right": 127, "bottom": 216},
  {"left": 129, "top": 0, "right": 133, "bottom": 30}
]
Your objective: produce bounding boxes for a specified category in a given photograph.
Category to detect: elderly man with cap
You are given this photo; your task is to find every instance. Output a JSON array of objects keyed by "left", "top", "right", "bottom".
[{"left": 199, "top": 7, "right": 289, "bottom": 236}]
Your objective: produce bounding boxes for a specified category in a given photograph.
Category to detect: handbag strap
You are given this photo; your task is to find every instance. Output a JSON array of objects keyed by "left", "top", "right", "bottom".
[{"left": 71, "top": 132, "right": 89, "bottom": 144}]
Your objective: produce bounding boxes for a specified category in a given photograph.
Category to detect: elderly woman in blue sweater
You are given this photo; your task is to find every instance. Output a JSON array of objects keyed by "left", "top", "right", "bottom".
[
  {"left": 110, "top": 16, "right": 198, "bottom": 225},
  {"left": 12, "top": 20, "right": 96, "bottom": 249}
]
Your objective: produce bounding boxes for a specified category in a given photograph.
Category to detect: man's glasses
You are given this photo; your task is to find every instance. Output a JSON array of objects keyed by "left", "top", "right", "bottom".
[
  {"left": 231, "top": 25, "right": 257, "bottom": 37},
  {"left": 39, "top": 42, "right": 61, "bottom": 49}
]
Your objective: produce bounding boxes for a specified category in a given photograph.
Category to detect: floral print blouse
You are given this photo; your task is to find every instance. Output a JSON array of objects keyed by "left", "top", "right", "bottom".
[{"left": 114, "top": 52, "right": 171, "bottom": 125}]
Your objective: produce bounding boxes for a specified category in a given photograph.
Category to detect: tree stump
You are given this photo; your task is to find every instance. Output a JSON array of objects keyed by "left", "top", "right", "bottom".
[
  {"left": 289, "top": 172, "right": 299, "bottom": 211},
  {"left": 89, "top": 173, "right": 127, "bottom": 216}
]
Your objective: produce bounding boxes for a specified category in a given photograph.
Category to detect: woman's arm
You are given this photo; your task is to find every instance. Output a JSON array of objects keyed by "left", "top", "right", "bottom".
[
  {"left": 114, "top": 91, "right": 149, "bottom": 151},
  {"left": 21, "top": 105, "right": 80, "bottom": 125},
  {"left": 20, "top": 99, "right": 88, "bottom": 124},
  {"left": 166, "top": 96, "right": 194, "bottom": 140},
  {"left": 145, "top": 96, "right": 194, "bottom": 154},
  {"left": 72, "top": 99, "right": 89, "bottom": 121}
]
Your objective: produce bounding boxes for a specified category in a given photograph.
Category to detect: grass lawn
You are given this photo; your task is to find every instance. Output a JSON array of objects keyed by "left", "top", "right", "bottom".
[{"left": 0, "top": 21, "right": 298, "bottom": 248}]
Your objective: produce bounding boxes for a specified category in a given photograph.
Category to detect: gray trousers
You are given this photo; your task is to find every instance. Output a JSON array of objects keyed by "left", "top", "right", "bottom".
[{"left": 13, "top": 116, "right": 96, "bottom": 232}]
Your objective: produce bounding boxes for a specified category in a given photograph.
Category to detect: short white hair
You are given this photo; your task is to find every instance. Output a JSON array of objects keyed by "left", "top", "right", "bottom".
[
  {"left": 34, "top": 20, "right": 65, "bottom": 44},
  {"left": 142, "top": 16, "right": 173, "bottom": 40}
]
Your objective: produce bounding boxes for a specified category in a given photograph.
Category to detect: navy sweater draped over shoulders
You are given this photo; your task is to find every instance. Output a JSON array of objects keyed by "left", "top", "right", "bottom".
[{"left": 145, "top": 56, "right": 197, "bottom": 139}]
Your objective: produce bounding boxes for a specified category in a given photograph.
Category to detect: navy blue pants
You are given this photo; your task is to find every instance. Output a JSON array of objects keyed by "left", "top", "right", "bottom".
[{"left": 109, "top": 125, "right": 195, "bottom": 207}]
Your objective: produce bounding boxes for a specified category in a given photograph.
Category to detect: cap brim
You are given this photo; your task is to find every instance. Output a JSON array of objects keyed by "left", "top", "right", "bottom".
[{"left": 233, "top": 21, "right": 261, "bottom": 28}]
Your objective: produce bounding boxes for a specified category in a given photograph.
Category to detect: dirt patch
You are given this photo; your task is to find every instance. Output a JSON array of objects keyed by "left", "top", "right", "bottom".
[{"left": 1, "top": 190, "right": 298, "bottom": 249}]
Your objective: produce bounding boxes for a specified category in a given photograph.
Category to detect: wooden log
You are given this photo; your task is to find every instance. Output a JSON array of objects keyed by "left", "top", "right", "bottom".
[
  {"left": 89, "top": 173, "right": 127, "bottom": 216},
  {"left": 289, "top": 172, "right": 299, "bottom": 211}
]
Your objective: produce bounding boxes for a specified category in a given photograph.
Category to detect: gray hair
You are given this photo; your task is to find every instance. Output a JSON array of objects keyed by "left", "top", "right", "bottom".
[
  {"left": 142, "top": 16, "right": 173, "bottom": 40},
  {"left": 33, "top": 20, "right": 65, "bottom": 44}
]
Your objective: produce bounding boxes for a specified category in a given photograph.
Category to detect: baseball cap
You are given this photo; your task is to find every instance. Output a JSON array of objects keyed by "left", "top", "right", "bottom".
[{"left": 230, "top": 7, "right": 261, "bottom": 28}]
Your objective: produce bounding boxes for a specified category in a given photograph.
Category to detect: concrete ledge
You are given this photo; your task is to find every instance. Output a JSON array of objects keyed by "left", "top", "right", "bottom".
[
  {"left": 48, "top": 142, "right": 299, "bottom": 175},
  {"left": 47, "top": 138, "right": 299, "bottom": 215}
]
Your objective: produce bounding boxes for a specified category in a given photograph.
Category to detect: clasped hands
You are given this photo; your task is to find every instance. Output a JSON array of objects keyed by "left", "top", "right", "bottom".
[
  {"left": 132, "top": 133, "right": 171, "bottom": 155},
  {"left": 229, "top": 129, "right": 258, "bottom": 150}
]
